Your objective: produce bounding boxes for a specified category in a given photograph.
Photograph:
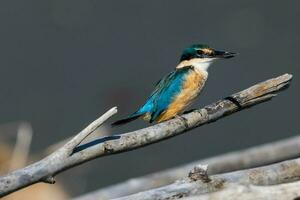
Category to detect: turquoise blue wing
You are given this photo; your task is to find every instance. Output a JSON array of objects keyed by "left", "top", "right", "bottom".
[{"left": 137, "top": 67, "right": 192, "bottom": 122}]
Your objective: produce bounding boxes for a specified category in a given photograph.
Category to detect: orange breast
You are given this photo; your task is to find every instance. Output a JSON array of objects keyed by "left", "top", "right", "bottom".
[{"left": 156, "top": 70, "right": 207, "bottom": 122}]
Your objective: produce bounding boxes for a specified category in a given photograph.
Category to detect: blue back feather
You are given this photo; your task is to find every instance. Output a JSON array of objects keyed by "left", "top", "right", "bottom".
[{"left": 136, "top": 67, "right": 192, "bottom": 122}]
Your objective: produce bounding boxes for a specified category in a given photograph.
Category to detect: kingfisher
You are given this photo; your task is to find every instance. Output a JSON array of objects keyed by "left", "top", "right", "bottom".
[{"left": 112, "top": 44, "right": 237, "bottom": 126}]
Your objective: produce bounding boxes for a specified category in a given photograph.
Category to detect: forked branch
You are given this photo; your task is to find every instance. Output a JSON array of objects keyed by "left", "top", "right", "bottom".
[{"left": 0, "top": 73, "right": 292, "bottom": 197}]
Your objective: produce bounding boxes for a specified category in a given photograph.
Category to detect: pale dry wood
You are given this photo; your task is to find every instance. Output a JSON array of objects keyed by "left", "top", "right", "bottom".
[
  {"left": 182, "top": 181, "right": 300, "bottom": 200},
  {"left": 0, "top": 107, "right": 118, "bottom": 197},
  {"left": 115, "top": 157, "right": 300, "bottom": 200},
  {"left": 73, "top": 73, "right": 293, "bottom": 200},
  {"left": 9, "top": 123, "right": 33, "bottom": 170},
  {"left": 0, "top": 74, "right": 292, "bottom": 197},
  {"left": 73, "top": 134, "right": 300, "bottom": 200}
]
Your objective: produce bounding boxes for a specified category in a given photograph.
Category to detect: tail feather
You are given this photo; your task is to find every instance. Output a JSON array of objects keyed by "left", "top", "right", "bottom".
[{"left": 111, "top": 113, "right": 143, "bottom": 127}]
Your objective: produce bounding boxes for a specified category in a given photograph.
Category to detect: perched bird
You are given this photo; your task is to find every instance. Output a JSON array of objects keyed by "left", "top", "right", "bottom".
[{"left": 112, "top": 44, "right": 236, "bottom": 126}]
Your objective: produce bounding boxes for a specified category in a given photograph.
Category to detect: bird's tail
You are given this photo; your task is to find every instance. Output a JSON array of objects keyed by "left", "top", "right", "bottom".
[{"left": 111, "top": 112, "right": 143, "bottom": 127}]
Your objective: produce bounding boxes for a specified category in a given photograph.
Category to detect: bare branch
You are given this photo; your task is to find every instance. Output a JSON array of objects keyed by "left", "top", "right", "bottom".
[
  {"left": 65, "top": 107, "right": 118, "bottom": 151},
  {"left": 74, "top": 74, "right": 296, "bottom": 200},
  {"left": 0, "top": 107, "right": 117, "bottom": 197},
  {"left": 0, "top": 74, "right": 292, "bottom": 197},
  {"left": 182, "top": 181, "right": 300, "bottom": 200},
  {"left": 115, "top": 157, "right": 300, "bottom": 200},
  {"left": 9, "top": 123, "right": 33, "bottom": 170},
  {"left": 73, "top": 134, "right": 300, "bottom": 200}
]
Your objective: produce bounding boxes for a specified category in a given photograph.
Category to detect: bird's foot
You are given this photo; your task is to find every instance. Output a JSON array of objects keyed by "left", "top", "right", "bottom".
[{"left": 175, "top": 115, "right": 189, "bottom": 129}]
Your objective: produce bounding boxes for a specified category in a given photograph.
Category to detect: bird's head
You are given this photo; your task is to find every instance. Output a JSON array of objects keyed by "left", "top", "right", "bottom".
[{"left": 177, "top": 44, "right": 237, "bottom": 71}]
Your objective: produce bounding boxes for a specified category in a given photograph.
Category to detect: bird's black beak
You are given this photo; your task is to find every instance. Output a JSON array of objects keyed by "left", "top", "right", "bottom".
[{"left": 214, "top": 50, "right": 237, "bottom": 59}]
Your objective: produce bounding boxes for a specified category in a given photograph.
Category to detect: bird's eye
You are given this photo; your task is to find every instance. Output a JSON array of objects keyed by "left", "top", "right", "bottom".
[{"left": 197, "top": 50, "right": 204, "bottom": 55}]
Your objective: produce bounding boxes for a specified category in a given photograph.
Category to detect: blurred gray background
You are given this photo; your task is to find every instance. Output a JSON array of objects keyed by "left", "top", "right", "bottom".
[{"left": 0, "top": 0, "right": 299, "bottom": 197}]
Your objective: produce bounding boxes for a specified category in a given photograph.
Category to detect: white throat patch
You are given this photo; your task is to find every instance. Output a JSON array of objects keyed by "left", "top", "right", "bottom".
[{"left": 176, "top": 58, "right": 216, "bottom": 72}]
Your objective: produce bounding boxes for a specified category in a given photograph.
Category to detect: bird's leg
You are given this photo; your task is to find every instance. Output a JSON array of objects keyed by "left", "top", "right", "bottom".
[{"left": 174, "top": 115, "right": 189, "bottom": 129}]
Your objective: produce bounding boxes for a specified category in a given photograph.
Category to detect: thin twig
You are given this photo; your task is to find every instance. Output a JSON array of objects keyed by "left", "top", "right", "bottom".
[
  {"left": 65, "top": 107, "right": 118, "bottom": 152},
  {"left": 0, "top": 74, "right": 292, "bottom": 197},
  {"left": 9, "top": 123, "right": 33, "bottom": 170},
  {"left": 0, "top": 107, "right": 117, "bottom": 197}
]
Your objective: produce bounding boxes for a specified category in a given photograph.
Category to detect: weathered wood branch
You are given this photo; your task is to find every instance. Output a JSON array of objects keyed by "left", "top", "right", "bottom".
[
  {"left": 0, "top": 73, "right": 292, "bottom": 197},
  {"left": 115, "top": 157, "right": 300, "bottom": 200},
  {"left": 0, "top": 107, "right": 118, "bottom": 197},
  {"left": 74, "top": 134, "right": 300, "bottom": 200},
  {"left": 182, "top": 181, "right": 300, "bottom": 200}
]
